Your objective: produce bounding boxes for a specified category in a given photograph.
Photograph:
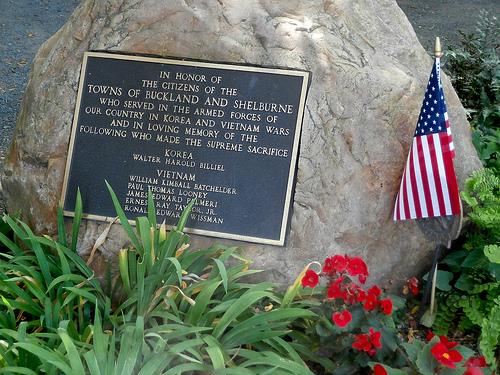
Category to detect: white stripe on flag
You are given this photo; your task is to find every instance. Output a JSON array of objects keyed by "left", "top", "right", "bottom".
[
  {"left": 399, "top": 170, "right": 406, "bottom": 220},
  {"left": 444, "top": 112, "right": 455, "bottom": 152},
  {"left": 432, "top": 133, "right": 452, "bottom": 215},
  {"left": 412, "top": 138, "right": 428, "bottom": 217},
  {"left": 421, "top": 136, "right": 440, "bottom": 215},
  {"left": 404, "top": 151, "right": 416, "bottom": 218}
]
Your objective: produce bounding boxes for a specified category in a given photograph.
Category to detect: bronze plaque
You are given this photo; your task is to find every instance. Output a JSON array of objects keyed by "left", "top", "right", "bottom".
[{"left": 61, "top": 52, "right": 309, "bottom": 246}]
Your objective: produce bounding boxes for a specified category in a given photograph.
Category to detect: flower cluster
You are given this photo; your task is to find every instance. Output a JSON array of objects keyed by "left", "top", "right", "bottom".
[
  {"left": 352, "top": 328, "right": 382, "bottom": 356},
  {"left": 426, "top": 332, "right": 488, "bottom": 373},
  {"left": 301, "top": 254, "right": 394, "bottom": 358},
  {"left": 306, "top": 255, "right": 393, "bottom": 317}
]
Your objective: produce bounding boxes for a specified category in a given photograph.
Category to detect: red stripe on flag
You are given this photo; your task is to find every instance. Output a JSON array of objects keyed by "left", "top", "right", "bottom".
[
  {"left": 427, "top": 134, "right": 446, "bottom": 216},
  {"left": 440, "top": 133, "right": 461, "bottom": 214},
  {"left": 415, "top": 137, "right": 434, "bottom": 217}
]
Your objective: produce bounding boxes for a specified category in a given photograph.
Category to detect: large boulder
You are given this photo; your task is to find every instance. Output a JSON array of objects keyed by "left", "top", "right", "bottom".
[{"left": 2, "top": 0, "right": 481, "bottom": 287}]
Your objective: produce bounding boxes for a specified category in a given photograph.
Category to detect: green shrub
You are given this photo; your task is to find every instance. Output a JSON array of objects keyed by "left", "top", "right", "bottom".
[
  {"left": 0, "top": 186, "right": 321, "bottom": 374},
  {"left": 433, "top": 168, "right": 500, "bottom": 368},
  {"left": 445, "top": 11, "right": 500, "bottom": 170}
]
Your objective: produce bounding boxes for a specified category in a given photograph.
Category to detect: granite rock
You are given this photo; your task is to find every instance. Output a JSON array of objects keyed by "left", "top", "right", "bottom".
[{"left": 2, "top": 0, "right": 482, "bottom": 287}]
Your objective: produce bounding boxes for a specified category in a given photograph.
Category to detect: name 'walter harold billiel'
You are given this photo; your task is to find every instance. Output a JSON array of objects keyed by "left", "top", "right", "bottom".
[{"left": 61, "top": 52, "right": 309, "bottom": 246}]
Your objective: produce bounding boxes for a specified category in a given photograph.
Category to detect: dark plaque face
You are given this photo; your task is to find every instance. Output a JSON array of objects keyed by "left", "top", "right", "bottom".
[{"left": 61, "top": 52, "right": 309, "bottom": 246}]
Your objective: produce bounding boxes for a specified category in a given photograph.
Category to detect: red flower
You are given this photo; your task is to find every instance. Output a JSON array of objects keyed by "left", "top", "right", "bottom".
[
  {"left": 352, "top": 328, "right": 382, "bottom": 353},
  {"left": 332, "top": 310, "right": 352, "bottom": 328},
  {"left": 323, "top": 255, "right": 349, "bottom": 274},
  {"left": 347, "top": 257, "right": 369, "bottom": 283},
  {"left": 465, "top": 356, "right": 487, "bottom": 368},
  {"left": 368, "top": 285, "right": 382, "bottom": 297},
  {"left": 463, "top": 368, "right": 484, "bottom": 375},
  {"left": 352, "top": 333, "right": 372, "bottom": 352},
  {"left": 406, "top": 277, "right": 419, "bottom": 296},
  {"left": 439, "top": 336, "right": 459, "bottom": 349},
  {"left": 425, "top": 331, "right": 436, "bottom": 342},
  {"left": 379, "top": 298, "right": 393, "bottom": 315},
  {"left": 363, "top": 293, "right": 378, "bottom": 311},
  {"left": 369, "top": 328, "right": 382, "bottom": 349},
  {"left": 430, "top": 342, "right": 463, "bottom": 369},
  {"left": 373, "top": 364, "right": 388, "bottom": 375},
  {"left": 345, "top": 283, "right": 366, "bottom": 304},
  {"left": 355, "top": 288, "right": 367, "bottom": 303},
  {"left": 327, "top": 277, "right": 347, "bottom": 300},
  {"left": 301, "top": 269, "right": 319, "bottom": 288}
]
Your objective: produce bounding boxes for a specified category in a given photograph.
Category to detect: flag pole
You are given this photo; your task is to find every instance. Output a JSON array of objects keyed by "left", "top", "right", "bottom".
[
  {"left": 434, "top": 37, "right": 442, "bottom": 58},
  {"left": 428, "top": 37, "right": 443, "bottom": 318}
]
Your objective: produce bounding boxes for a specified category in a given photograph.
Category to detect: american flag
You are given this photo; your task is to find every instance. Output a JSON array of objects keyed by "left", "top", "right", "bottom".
[{"left": 394, "top": 58, "right": 461, "bottom": 221}]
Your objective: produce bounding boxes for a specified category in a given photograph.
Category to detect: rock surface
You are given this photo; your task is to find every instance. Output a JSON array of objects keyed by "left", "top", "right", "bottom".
[{"left": 2, "top": 0, "right": 482, "bottom": 287}]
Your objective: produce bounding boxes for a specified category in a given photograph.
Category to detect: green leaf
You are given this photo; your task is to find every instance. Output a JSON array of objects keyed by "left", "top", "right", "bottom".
[
  {"left": 57, "top": 206, "right": 67, "bottom": 247},
  {"left": 58, "top": 325, "right": 86, "bottom": 375},
  {"left": 0, "top": 368, "right": 38, "bottom": 375},
  {"left": 462, "top": 248, "right": 490, "bottom": 269},
  {"left": 420, "top": 308, "right": 436, "bottom": 328},
  {"left": 424, "top": 270, "right": 454, "bottom": 292},
  {"left": 212, "top": 290, "right": 273, "bottom": 339},
  {"left": 18, "top": 222, "right": 52, "bottom": 289},
  {"left": 416, "top": 337, "right": 439, "bottom": 375},
  {"left": 176, "top": 198, "right": 196, "bottom": 232},
  {"left": 202, "top": 336, "right": 226, "bottom": 369},
  {"left": 213, "top": 258, "right": 228, "bottom": 294},
  {"left": 147, "top": 188, "right": 157, "bottom": 228},
  {"left": 402, "top": 340, "right": 424, "bottom": 363},
  {"left": 484, "top": 244, "right": 500, "bottom": 264},
  {"left": 106, "top": 181, "right": 142, "bottom": 252},
  {"left": 166, "top": 257, "right": 183, "bottom": 286},
  {"left": 186, "top": 280, "right": 222, "bottom": 325},
  {"left": 70, "top": 188, "right": 82, "bottom": 253},
  {"left": 455, "top": 273, "right": 476, "bottom": 291}
]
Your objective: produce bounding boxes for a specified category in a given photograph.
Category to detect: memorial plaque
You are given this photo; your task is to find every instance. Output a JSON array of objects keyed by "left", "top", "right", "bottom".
[{"left": 61, "top": 52, "right": 309, "bottom": 246}]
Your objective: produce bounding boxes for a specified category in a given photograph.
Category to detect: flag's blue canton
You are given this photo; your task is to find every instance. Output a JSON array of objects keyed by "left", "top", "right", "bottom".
[{"left": 415, "top": 61, "right": 447, "bottom": 136}]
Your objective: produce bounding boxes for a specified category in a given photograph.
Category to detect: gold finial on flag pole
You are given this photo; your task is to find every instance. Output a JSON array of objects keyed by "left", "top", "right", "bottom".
[{"left": 434, "top": 37, "right": 443, "bottom": 58}]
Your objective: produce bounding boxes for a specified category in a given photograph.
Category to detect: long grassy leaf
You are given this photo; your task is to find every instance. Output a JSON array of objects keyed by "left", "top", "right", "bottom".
[
  {"left": 18, "top": 222, "right": 52, "bottom": 288},
  {"left": 176, "top": 198, "right": 196, "bottom": 231},
  {"left": 238, "top": 350, "right": 313, "bottom": 374},
  {"left": 57, "top": 206, "right": 67, "bottom": 247},
  {"left": 212, "top": 291, "right": 273, "bottom": 339},
  {"left": 2, "top": 215, "right": 28, "bottom": 241},
  {"left": 57, "top": 326, "right": 86, "bottom": 375},
  {"left": 0, "top": 231, "right": 23, "bottom": 256},
  {"left": 163, "top": 363, "right": 208, "bottom": 375},
  {"left": 213, "top": 258, "right": 228, "bottom": 294},
  {"left": 105, "top": 181, "right": 142, "bottom": 252},
  {"left": 70, "top": 188, "right": 82, "bottom": 253},
  {"left": 202, "top": 335, "right": 226, "bottom": 369},
  {"left": 136, "top": 354, "right": 172, "bottom": 375},
  {"left": 0, "top": 368, "right": 38, "bottom": 375},
  {"left": 14, "top": 343, "right": 73, "bottom": 374},
  {"left": 264, "top": 337, "right": 304, "bottom": 365},
  {"left": 147, "top": 189, "right": 157, "bottom": 228},
  {"left": 186, "top": 280, "right": 222, "bottom": 325},
  {"left": 47, "top": 274, "right": 87, "bottom": 293},
  {"left": 166, "top": 257, "right": 183, "bottom": 286},
  {"left": 118, "top": 249, "right": 132, "bottom": 295},
  {"left": 136, "top": 216, "right": 151, "bottom": 259},
  {"left": 115, "top": 317, "right": 144, "bottom": 375}
]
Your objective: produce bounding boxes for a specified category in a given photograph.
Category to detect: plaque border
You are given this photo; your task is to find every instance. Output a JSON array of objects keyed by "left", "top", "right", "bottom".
[{"left": 61, "top": 51, "right": 309, "bottom": 246}]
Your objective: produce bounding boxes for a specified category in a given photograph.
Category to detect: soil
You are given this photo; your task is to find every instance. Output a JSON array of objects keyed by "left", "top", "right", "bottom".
[{"left": 0, "top": 0, "right": 499, "bottom": 211}]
